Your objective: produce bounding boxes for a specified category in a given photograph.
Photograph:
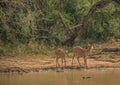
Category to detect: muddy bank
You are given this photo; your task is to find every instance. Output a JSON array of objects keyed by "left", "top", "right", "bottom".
[
  {"left": 0, "top": 56, "right": 120, "bottom": 74},
  {"left": 0, "top": 65, "right": 120, "bottom": 74}
]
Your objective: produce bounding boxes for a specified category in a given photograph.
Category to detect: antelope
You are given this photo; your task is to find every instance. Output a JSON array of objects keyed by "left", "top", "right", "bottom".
[
  {"left": 72, "top": 44, "right": 93, "bottom": 68},
  {"left": 55, "top": 48, "right": 68, "bottom": 68}
]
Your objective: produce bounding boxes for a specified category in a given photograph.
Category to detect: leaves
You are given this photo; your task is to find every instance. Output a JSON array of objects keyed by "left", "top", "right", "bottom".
[{"left": 0, "top": 0, "right": 120, "bottom": 45}]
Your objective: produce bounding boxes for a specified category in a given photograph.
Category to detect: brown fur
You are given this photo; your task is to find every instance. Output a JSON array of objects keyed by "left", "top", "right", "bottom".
[
  {"left": 72, "top": 44, "right": 93, "bottom": 68},
  {"left": 55, "top": 48, "right": 68, "bottom": 68}
]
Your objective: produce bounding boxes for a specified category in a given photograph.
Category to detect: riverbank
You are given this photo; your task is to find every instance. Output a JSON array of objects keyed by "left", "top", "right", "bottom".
[
  {"left": 0, "top": 56, "right": 120, "bottom": 73},
  {"left": 0, "top": 39, "right": 120, "bottom": 73}
]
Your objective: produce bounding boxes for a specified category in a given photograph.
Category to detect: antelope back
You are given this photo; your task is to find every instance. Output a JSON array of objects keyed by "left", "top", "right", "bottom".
[
  {"left": 73, "top": 46, "right": 85, "bottom": 55},
  {"left": 55, "top": 48, "right": 66, "bottom": 57}
]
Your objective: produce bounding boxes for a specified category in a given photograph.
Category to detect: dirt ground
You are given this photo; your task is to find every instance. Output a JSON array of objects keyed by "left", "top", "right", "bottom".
[{"left": 0, "top": 39, "right": 120, "bottom": 73}]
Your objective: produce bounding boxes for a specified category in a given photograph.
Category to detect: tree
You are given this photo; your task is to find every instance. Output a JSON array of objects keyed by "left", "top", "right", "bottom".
[{"left": 62, "top": 0, "right": 120, "bottom": 45}]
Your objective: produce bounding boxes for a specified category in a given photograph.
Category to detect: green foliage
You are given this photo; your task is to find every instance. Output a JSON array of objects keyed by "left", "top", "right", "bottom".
[
  {"left": 0, "top": 0, "right": 120, "bottom": 56},
  {"left": 81, "top": 3, "right": 120, "bottom": 42},
  {"left": 0, "top": 41, "right": 54, "bottom": 56},
  {"left": 0, "top": 8, "right": 6, "bottom": 19}
]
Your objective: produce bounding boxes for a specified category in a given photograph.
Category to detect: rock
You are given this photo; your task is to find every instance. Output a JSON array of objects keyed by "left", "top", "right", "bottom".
[{"left": 82, "top": 76, "right": 92, "bottom": 79}]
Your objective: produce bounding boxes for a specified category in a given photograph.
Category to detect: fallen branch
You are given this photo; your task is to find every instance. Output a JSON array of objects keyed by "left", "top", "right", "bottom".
[{"left": 102, "top": 48, "right": 120, "bottom": 52}]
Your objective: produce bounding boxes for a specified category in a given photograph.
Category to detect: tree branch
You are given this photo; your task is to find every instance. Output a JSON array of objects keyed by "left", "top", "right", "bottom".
[
  {"left": 59, "top": 12, "right": 69, "bottom": 29},
  {"left": 62, "top": 0, "right": 119, "bottom": 45}
]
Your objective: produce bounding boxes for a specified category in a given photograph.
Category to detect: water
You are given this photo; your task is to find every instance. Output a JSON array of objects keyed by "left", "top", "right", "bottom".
[{"left": 0, "top": 68, "right": 120, "bottom": 85}]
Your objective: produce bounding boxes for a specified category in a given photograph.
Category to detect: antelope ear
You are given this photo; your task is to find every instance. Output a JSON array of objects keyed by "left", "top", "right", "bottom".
[{"left": 66, "top": 50, "right": 68, "bottom": 53}]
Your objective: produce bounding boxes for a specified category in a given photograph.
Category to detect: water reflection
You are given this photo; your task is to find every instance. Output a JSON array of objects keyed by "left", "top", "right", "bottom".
[{"left": 0, "top": 68, "right": 120, "bottom": 85}]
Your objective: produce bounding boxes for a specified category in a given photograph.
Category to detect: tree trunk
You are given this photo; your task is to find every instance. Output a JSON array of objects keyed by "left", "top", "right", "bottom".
[{"left": 62, "top": 0, "right": 120, "bottom": 45}]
